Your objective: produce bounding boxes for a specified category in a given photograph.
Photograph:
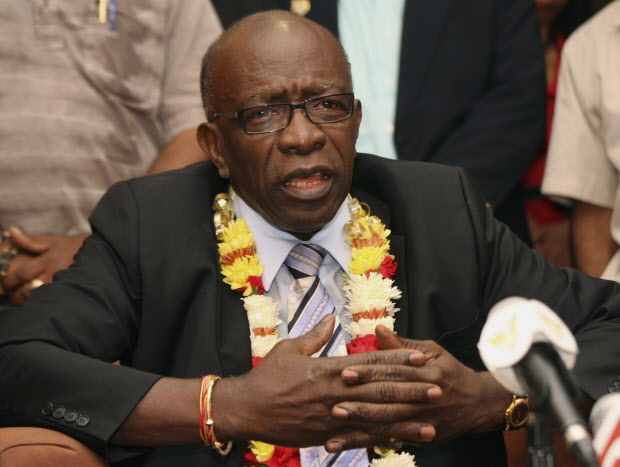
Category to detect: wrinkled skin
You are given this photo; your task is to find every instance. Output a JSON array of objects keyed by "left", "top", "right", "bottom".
[
  {"left": 325, "top": 326, "right": 510, "bottom": 452},
  {"left": 214, "top": 317, "right": 439, "bottom": 448}
]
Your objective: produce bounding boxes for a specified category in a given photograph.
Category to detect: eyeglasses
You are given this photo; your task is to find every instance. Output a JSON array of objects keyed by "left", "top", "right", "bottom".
[{"left": 208, "top": 93, "right": 355, "bottom": 135}]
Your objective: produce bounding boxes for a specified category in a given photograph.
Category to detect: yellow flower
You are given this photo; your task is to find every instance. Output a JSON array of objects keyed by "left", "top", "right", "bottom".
[
  {"left": 345, "top": 215, "right": 391, "bottom": 243},
  {"left": 350, "top": 246, "right": 389, "bottom": 274},
  {"left": 249, "top": 440, "right": 276, "bottom": 462},
  {"left": 218, "top": 219, "right": 255, "bottom": 257},
  {"left": 221, "top": 255, "right": 262, "bottom": 293}
]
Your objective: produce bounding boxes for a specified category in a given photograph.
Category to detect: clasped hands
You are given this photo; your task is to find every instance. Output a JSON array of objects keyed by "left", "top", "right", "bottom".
[
  {"left": 213, "top": 315, "right": 507, "bottom": 453},
  {"left": 0, "top": 227, "right": 87, "bottom": 306}
]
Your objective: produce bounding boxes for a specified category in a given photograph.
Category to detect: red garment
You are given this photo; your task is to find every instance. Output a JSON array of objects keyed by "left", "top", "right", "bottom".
[{"left": 522, "top": 33, "right": 566, "bottom": 224}]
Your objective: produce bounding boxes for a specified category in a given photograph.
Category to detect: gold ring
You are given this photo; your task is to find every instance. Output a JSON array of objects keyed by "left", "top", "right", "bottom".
[{"left": 30, "top": 279, "right": 45, "bottom": 289}]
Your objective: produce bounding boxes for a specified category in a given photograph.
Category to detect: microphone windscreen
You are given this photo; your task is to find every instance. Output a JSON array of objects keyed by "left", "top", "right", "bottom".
[
  {"left": 591, "top": 394, "right": 620, "bottom": 434},
  {"left": 591, "top": 393, "right": 620, "bottom": 467}
]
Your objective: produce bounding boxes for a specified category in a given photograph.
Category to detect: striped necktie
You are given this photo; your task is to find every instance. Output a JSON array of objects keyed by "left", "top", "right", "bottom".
[{"left": 284, "top": 243, "right": 369, "bottom": 466}]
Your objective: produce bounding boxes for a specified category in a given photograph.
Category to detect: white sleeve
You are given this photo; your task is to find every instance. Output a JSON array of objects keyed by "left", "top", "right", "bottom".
[
  {"left": 158, "top": 0, "right": 222, "bottom": 144},
  {"left": 542, "top": 28, "right": 616, "bottom": 208}
]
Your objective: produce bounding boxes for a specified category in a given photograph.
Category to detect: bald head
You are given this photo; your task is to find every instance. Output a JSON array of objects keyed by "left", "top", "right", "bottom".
[{"left": 199, "top": 10, "right": 351, "bottom": 116}]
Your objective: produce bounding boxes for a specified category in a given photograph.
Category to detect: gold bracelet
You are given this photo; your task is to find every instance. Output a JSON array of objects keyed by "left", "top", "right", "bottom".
[{"left": 199, "top": 375, "right": 233, "bottom": 456}]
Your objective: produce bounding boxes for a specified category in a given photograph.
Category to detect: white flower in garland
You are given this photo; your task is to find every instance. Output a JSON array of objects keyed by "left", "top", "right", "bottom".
[
  {"left": 243, "top": 295, "right": 281, "bottom": 329},
  {"left": 344, "top": 272, "right": 402, "bottom": 318},
  {"left": 250, "top": 334, "right": 281, "bottom": 358},
  {"left": 346, "top": 316, "right": 396, "bottom": 337},
  {"left": 371, "top": 452, "right": 417, "bottom": 466}
]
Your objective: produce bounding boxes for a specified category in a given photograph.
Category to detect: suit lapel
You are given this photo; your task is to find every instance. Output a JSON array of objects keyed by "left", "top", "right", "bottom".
[
  {"left": 390, "top": 234, "right": 410, "bottom": 338},
  {"left": 216, "top": 267, "right": 253, "bottom": 377},
  {"left": 395, "top": 0, "right": 452, "bottom": 125},
  {"left": 202, "top": 165, "right": 252, "bottom": 377}
]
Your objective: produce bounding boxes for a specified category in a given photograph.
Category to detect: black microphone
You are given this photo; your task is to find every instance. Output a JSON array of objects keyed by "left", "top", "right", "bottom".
[{"left": 515, "top": 342, "right": 599, "bottom": 467}]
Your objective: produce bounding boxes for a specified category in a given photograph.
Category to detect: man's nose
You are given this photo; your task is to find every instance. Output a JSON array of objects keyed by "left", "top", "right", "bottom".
[{"left": 277, "top": 108, "right": 326, "bottom": 155}]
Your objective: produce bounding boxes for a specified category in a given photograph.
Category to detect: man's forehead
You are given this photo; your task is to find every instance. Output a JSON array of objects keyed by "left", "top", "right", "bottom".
[{"left": 214, "top": 45, "right": 349, "bottom": 107}]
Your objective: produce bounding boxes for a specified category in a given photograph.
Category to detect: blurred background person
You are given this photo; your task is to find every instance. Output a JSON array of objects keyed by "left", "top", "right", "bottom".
[
  {"left": 542, "top": 0, "right": 620, "bottom": 280},
  {"left": 521, "top": 0, "right": 592, "bottom": 268},
  {"left": 0, "top": 0, "right": 221, "bottom": 307}
]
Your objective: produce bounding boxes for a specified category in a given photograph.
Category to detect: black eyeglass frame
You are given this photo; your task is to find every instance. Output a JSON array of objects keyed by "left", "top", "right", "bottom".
[{"left": 207, "top": 92, "right": 355, "bottom": 135}]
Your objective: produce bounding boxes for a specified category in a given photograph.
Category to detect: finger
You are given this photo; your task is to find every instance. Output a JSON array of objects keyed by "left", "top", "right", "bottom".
[
  {"left": 341, "top": 362, "right": 428, "bottom": 385},
  {"left": 344, "top": 380, "right": 442, "bottom": 405},
  {"left": 338, "top": 382, "right": 442, "bottom": 408},
  {"left": 332, "top": 399, "right": 434, "bottom": 423},
  {"left": 325, "top": 423, "right": 436, "bottom": 453},
  {"left": 376, "top": 327, "right": 442, "bottom": 361},
  {"left": 285, "top": 314, "right": 335, "bottom": 355},
  {"left": 8, "top": 227, "right": 50, "bottom": 254},
  {"left": 375, "top": 324, "right": 403, "bottom": 349},
  {"left": 9, "top": 282, "right": 34, "bottom": 306},
  {"left": 2, "top": 257, "right": 45, "bottom": 292},
  {"left": 2, "top": 254, "right": 44, "bottom": 294},
  {"left": 332, "top": 348, "right": 424, "bottom": 379}
]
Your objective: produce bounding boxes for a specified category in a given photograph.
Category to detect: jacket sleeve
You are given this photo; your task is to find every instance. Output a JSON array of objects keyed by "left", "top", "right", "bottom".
[
  {"left": 458, "top": 167, "right": 620, "bottom": 400},
  {"left": 430, "top": 0, "right": 545, "bottom": 207},
  {"left": 0, "top": 181, "right": 161, "bottom": 461}
]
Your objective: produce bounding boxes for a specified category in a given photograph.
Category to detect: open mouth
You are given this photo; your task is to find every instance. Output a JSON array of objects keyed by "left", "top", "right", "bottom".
[{"left": 282, "top": 170, "right": 333, "bottom": 199}]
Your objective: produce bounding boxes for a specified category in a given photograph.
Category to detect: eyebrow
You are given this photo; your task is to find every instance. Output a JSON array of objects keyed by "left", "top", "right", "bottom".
[{"left": 243, "top": 82, "right": 340, "bottom": 106}]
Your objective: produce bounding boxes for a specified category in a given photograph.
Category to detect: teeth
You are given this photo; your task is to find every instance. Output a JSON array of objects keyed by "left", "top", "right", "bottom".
[
  {"left": 284, "top": 173, "right": 329, "bottom": 190},
  {"left": 287, "top": 179, "right": 323, "bottom": 188}
]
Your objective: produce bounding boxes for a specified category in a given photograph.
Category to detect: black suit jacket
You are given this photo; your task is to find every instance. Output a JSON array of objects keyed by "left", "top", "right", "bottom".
[
  {"left": 213, "top": 0, "right": 546, "bottom": 243},
  {"left": 0, "top": 155, "right": 618, "bottom": 467}
]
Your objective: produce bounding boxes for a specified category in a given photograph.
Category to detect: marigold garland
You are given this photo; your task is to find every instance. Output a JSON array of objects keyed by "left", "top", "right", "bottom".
[{"left": 213, "top": 192, "right": 416, "bottom": 467}]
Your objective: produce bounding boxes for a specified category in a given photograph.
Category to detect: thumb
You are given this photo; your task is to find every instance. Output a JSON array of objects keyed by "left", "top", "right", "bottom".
[
  {"left": 288, "top": 315, "right": 335, "bottom": 356},
  {"left": 8, "top": 227, "right": 50, "bottom": 254},
  {"left": 375, "top": 324, "right": 403, "bottom": 350}
]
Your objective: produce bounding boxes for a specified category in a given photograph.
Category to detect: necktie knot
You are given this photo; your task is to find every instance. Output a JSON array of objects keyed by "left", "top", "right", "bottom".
[{"left": 284, "top": 243, "right": 326, "bottom": 279}]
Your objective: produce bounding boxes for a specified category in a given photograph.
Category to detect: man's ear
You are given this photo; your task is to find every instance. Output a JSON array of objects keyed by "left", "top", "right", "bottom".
[
  {"left": 353, "top": 99, "right": 362, "bottom": 141},
  {"left": 197, "top": 122, "right": 230, "bottom": 179}
]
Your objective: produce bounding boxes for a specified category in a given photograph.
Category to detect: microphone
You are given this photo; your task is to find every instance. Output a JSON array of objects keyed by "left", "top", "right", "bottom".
[
  {"left": 478, "top": 297, "right": 599, "bottom": 467},
  {"left": 591, "top": 394, "right": 620, "bottom": 467}
]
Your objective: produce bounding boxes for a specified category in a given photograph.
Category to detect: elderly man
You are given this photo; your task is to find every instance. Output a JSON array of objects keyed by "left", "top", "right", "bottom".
[{"left": 0, "top": 11, "right": 619, "bottom": 467}]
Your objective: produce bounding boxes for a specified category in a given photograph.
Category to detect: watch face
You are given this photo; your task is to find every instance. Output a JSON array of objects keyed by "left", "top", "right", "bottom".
[{"left": 510, "top": 400, "right": 529, "bottom": 426}]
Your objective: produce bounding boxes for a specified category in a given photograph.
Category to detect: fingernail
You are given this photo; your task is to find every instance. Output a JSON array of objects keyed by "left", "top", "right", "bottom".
[
  {"left": 420, "top": 426, "right": 436, "bottom": 441},
  {"left": 341, "top": 369, "right": 358, "bottom": 382},
  {"left": 332, "top": 406, "right": 349, "bottom": 419},
  {"left": 427, "top": 386, "right": 442, "bottom": 401},
  {"left": 325, "top": 439, "right": 344, "bottom": 453}
]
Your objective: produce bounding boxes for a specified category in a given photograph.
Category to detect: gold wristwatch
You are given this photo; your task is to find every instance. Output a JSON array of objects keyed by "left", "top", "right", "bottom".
[{"left": 503, "top": 395, "right": 530, "bottom": 431}]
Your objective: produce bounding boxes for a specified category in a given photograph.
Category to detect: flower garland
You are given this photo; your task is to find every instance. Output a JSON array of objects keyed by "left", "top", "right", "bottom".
[{"left": 213, "top": 192, "right": 417, "bottom": 467}]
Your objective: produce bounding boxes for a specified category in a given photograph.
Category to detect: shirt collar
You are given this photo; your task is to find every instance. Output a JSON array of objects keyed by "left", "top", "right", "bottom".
[{"left": 233, "top": 193, "right": 352, "bottom": 291}]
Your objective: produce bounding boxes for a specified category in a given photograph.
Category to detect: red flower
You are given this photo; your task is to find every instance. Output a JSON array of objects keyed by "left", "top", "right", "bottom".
[
  {"left": 244, "top": 447, "right": 300, "bottom": 466},
  {"left": 347, "top": 334, "right": 381, "bottom": 354},
  {"left": 380, "top": 256, "right": 398, "bottom": 279},
  {"left": 251, "top": 356, "right": 263, "bottom": 368},
  {"left": 248, "top": 275, "right": 265, "bottom": 295},
  {"left": 269, "top": 446, "right": 301, "bottom": 466},
  {"left": 244, "top": 451, "right": 259, "bottom": 465}
]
